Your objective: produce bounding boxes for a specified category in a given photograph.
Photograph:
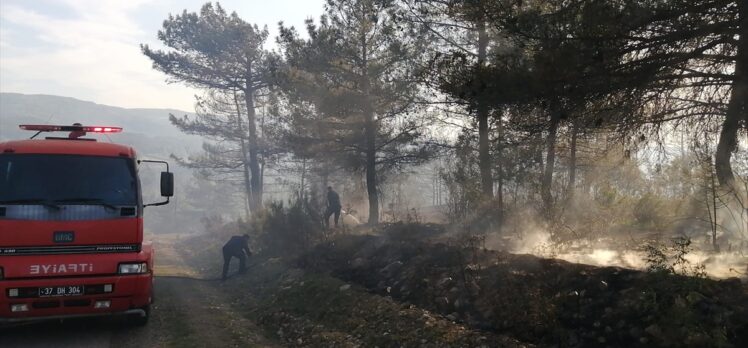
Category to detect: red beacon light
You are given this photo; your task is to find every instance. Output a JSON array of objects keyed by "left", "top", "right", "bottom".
[
  {"left": 19, "top": 124, "right": 123, "bottom": 133},
  {"left": 19, "top": 124, "right": 123, "bottom": 139}
]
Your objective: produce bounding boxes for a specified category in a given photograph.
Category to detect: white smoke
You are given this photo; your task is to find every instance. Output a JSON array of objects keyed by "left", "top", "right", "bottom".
[{"left": 488, "top": 227, "right": 747, "bottom": 280}]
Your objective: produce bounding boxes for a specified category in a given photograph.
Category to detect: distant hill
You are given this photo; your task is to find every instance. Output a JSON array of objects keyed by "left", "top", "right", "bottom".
[{"left": 0, "top": 92, "right": 202, "bottom": 157}]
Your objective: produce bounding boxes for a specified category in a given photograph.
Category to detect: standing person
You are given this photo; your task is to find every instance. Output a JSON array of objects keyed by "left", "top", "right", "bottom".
[
  {"left": 324, "top": 186, "right": 342, "bottom": 228},
  {"left": 221, "top": 234, "right": 251, "bottom": 281}
]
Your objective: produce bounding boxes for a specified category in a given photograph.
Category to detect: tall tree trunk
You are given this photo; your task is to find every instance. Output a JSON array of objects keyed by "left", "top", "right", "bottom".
[
  {"left": 361, "top": 22, "right": 379, "bottom": 225},
  {"left": 477, "top": 21, "right": 493, "bottom": 199},
  {"left": 432, "top": 172, "right": 437, "bottom": 205},
  {"left": 365, "top": 112, "right": 379, "bottom": 224},
  {"left": 300, "top": 158, "right": 307, "bottom": 201},
  {"left": 233, "top": 92, "right": 253, "bottom": 217},
  {"left": 711, "top": 157, "right": 719, "bottom": 251},
  {"left": 243, "top": 84, "right": 263, "bottom": 212},
  {"left": 566, "top": 122, "right": 578, "bottom": 202},
  {"left": 716, "top": 0, "right": 748, "bottom": 187},
  {"left": 321, "top": 169, "right": 329, "bottom": 208},
  {"left": 542, "top": 105, "right": 562, "bottom": 217},
  {"left": 496, "top": 108, "right": 505, "bottom": 220}
]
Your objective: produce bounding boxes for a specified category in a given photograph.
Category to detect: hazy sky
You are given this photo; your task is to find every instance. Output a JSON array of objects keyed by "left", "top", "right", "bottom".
[{"left": 0, "top": 0, "right": 325, "bottom": 111}]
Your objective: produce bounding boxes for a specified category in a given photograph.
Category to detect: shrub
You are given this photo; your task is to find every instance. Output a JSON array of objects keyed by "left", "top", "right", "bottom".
[
  {"left": 644, "top": 236, "right": 706, "bottom": 277},
  {"left": 257, "top": 197, "right": 325, "bottom": 256}
]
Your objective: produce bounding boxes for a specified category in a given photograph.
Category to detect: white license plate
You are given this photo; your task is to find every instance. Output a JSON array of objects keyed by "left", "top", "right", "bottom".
[{"left": 38, "top": 285, "right": 84, "bottom": 297}]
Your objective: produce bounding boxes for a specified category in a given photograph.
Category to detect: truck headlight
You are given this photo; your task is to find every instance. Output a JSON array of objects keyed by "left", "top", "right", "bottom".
[{"left": 118, "top": 262, "right": 148, "bottom": 274}]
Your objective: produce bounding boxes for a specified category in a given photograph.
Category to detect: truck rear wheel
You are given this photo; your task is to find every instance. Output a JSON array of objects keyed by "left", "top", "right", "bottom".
[{"left": 129, "top": 305, "right": 150, "bottom": 326}]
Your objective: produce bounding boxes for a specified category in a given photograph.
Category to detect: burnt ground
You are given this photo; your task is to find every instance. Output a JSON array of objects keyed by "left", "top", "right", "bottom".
[
  {"left": 178, "top": 232, "right": 532, "bottom": 348},
  {"left": 176, "top": 222, "right": 748, "bottom": 348},
  {"left": 298, "top": 223, "right": 748, "bottom": 348}
]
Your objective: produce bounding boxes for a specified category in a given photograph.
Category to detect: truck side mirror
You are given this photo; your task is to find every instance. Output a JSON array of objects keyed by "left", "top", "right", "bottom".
[
  {"left": 140, "top": 159, "right": 173, "bottom": 207},
  {"left": 160, "top": 172, "right": 174, "bottom": 197}
]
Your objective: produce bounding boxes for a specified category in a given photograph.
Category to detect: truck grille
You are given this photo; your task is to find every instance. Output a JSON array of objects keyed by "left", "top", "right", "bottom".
[
  {"left": 0, "top": 244, "right": 140, "bottom": 256},
  {"left": 64, "top": 299, "right": 91, "bottom": 307},
  {"left": 32, "top": 300, "right": 60, "bottom": 309},
  {"left": 0, "top": 205, "right": 137, "bottom": 221}
]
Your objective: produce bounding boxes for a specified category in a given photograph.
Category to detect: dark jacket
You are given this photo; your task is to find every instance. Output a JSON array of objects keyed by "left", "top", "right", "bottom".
[
  {"left": 223, "top": 236, "right": 250, "bottom": 256},
  {"left": 327, "top": 190, "right": 341, "bottom": 209}
]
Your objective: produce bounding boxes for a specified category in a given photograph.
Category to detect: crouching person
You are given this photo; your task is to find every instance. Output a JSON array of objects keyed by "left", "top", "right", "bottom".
[{"left": 222, "top": 234, "right": 252, "bottom": 281}]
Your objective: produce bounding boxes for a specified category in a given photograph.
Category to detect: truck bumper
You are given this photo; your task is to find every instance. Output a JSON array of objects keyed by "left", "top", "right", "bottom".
[
  {"left": 0, "top": 308, "right": 146, "bottom": 324},
  {"left": 0, "top": 274, "right": 152, "bottom": 322}
]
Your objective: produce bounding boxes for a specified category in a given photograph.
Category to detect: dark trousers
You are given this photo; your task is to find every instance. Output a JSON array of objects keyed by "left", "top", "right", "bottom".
[
  {"left": 222, "top": 248, "right": 246, "bottom": 280},
  {"left": 325, "top": 206, "right": 341, "bottom": 227}
]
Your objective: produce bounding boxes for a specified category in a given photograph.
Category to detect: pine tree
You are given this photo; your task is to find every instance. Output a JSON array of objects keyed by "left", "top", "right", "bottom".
[
  {"left": 278, "top": 0, "right": 433, "bottom": 224},
  {"left": 141, "top": 2, "right": 277, "bottom": 212}
]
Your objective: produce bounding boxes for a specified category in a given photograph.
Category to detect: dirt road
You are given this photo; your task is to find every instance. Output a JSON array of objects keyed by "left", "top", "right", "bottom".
[{"left": 0, "top": 235, "right": 278, "bottom": 348}]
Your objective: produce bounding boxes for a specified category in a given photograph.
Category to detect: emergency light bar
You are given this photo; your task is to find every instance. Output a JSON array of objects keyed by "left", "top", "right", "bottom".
[{"left": 19, "top": 125, "right": 123, "bottom": 133}]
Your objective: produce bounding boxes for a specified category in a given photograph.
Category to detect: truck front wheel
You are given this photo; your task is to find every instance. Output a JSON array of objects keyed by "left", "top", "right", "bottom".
[{"left": 129, "top": 305, "right": 150, "bottom": 326}]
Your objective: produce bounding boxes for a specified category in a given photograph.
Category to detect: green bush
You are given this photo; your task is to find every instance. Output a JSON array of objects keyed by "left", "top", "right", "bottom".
[{"left": 257, "top": 197, "right": 325, "bottom": 256}]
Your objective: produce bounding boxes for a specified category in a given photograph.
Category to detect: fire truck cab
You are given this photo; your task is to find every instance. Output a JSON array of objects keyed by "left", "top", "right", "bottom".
[{"left": 0, "top": 124, "right": 173, "bottom": 325}]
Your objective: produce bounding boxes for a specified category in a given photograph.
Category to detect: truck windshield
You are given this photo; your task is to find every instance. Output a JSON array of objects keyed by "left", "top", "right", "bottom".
[{"left": 0, "top": 154, "right": 137, "bottom": 206}]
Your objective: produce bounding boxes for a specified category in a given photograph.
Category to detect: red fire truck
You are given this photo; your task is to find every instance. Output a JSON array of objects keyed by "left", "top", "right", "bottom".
[{"left": 0, "top": 124, "right": 173, "bottom": 325}]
